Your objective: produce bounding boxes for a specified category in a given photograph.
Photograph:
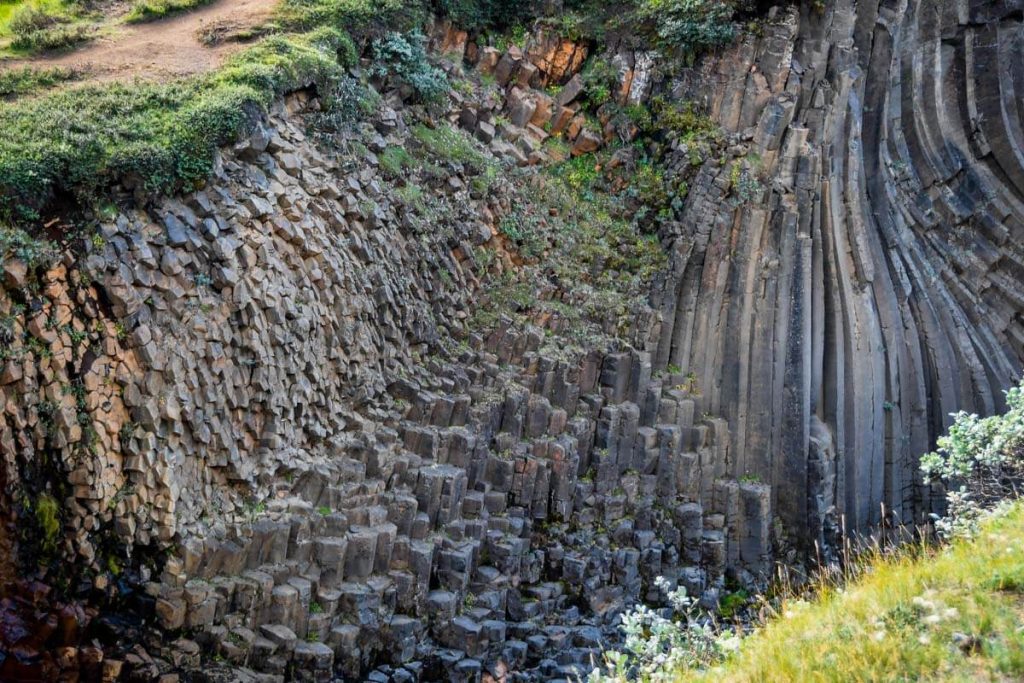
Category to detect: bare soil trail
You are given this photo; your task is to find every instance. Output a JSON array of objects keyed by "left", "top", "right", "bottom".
[{"left": 0, "top": 0, "right": 278, "bottom": 84}]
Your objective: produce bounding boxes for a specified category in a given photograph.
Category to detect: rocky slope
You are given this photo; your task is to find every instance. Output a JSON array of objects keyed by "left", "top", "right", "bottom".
[{"left": 1, "top": 1, "right": 1023, "bottom": 681}]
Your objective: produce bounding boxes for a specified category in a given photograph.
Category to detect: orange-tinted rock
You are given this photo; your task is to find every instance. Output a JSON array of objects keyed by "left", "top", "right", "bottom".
[{"left": 524, "top": 28, "right": 588, "bottom": 84}]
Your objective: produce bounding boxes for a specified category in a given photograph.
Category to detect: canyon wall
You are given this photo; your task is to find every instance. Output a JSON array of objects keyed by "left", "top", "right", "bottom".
[{"left": 2, "top": 1, "right": 1023, "bottom": 681}]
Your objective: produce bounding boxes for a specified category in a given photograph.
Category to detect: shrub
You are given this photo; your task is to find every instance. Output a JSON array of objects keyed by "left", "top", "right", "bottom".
[
  {"left": 635, "top": 0, "right": 736, "bottom": 58},
  {"left": 126, "top": 0, "right": 215, "bottom": 23},
  {"left": 581, "top": 56, "right": 617, "bottom": 109},
  {"left": 6, "top": 3, "right": 95, "bottom": 53},
  {"left": 311, "top": 75, "right": 375, "bottom": 132},
  {"left": 10, "top": 23, "right": 93, "bottom": 51},
  {"left": 921, "top": 380, "right": 1024, "bottom": 536},
  {"left": 8, "top": 4, "right": 59, "bottom": 35},
  {"left": 0, "top": 227, "right": 57, "bottom": 270},
  {"left": 372, "top": 30, "right": 448, "bottom": 103},
  {"left": 432, "top": 0, "right": 531, "bottom": 31},
  {"left": 588, "top": 576, "right": 739, "bottom": 681},
  {"left": 0, "top": 66, "right": 80, "bottom": 98},
  {"left": 378, "top": 145, "right": 415, "bottom": 176},
  {"left": 651, "top": 96, "right": 719, "bottom": 140},
  {"left": 411, "top": 123, "right": 486, "bottom": 167}
]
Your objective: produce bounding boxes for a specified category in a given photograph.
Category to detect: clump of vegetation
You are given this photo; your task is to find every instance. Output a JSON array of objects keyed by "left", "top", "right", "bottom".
[
  {"left": 379, "top": 145, "right": 416, "bottom": 176},
  {"left": 411, "top": 122, "right": 489, "bottom": 168},
  {"left": 651, "top": 96, "right": 719, "bottom": 140},
  {"left": 7, "top": 2, "right": 60, "bottom": 36},
  {"left": 635, "top": 0, "right": 737, "bottom": 59},
  {"left": 432, "top": 0, "right": 531, "bottom": 31},
  {"left": 580, "top": 56, "right": 617, "bottom": 109},
  {"left": 126, "top": 0, "right": 214, "bottom": 23},
  {"left": 371, "top": 30, "right": 448, "bottom": 103},
  {"left": 35, "top": 493, "right": 62, "bottom": 555},
  {"left": 11, "top": 22, "right": 92, "bottom": 51},
  {"left": 0, "top": 226, "right": 57, "bottom": 269},
  {"left": 0, "top": 65, "right": 80, "bottom": 98},
  {"left": 7, "top": 1, "right": 94, "bottom": 53},
  {"left": 594, "top": 502, "right": 1024, "bottom": 682},
  {"left": 921, "top": 379, "right": 1024, "bottom": 538},
  {"left": 589, "top": 576, "right": 738, "bottom": 681}
]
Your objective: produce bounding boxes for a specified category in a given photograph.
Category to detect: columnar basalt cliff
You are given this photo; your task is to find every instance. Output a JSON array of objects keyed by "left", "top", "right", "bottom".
[
  {"left": 1, "top": 1, "right": 1023, "bottom": 681},
  {"left": 651, "top": 0, "right": 1024, "bottom": 541}
]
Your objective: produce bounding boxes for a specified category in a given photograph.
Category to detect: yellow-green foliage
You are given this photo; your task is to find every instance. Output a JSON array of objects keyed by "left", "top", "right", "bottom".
[
  {"left": 412, "top": 123, "right": 488, "bottom": 167},
  {"left": 679, "top": 503, "right": 1024, "bottom": 682},
  {"left": 35, "top": 493, "right": 61, "bottom": 554}
]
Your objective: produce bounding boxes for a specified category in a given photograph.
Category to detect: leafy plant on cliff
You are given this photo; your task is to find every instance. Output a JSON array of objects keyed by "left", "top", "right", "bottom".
[
  {"left": 921, "top": 379, "right": 1024, "bottom": 537},
  {"left": 635, "top": 0, "right": 736, "bottom": 59},
  {"left": 35, "top": 493, "right": 62, "bottom": 555},
  {"left": 371, "top": 30, "right": 448, "bottom": 104}
]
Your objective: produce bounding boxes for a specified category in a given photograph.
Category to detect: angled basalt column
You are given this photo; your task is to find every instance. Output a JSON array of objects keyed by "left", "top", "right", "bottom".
[{"left": 655, "top": 0, "right": 1024, "bottom": 541}]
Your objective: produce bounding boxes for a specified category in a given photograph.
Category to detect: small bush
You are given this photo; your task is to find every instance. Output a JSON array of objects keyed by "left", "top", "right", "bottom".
[
  {"left": 371, "top": 30, "right": 448, "bottom": 103},
  {"left": 378, "top": 145, "right": 415, "bottom": 176},
  {"left": 411, "top": 123, "right": 486, "bottom": 167},
  {"left": 635, "top": 0, "right": 737, "bottom": 58},
  {"left": 581, "top": 56, "right": 617, "bottom": 109},
  {"left": 0, "top": 66, "right": 80, "bottom": 98},
  {"left": 126, "top": 0, "right": 214, "bottom": 23},
  {"left": 311, "top": 75, "right": 374, "bottom": 132},
  {"left": 921, "top": 380, "right": 1024, "bottom": 536},
  {"left": 10, "top": 23, "right": 92, "bottom": 51},
  {"left": 589, "top": 577, "right": 738, "bottom": 681},
  {"left": 8, "top": 4, "right": 60, "bottom": 36}
]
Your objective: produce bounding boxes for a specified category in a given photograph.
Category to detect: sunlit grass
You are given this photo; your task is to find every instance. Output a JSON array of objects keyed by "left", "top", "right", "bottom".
[
  {"left": 678, "top": 502, "right": 1024, "bottom": 682},
  {"left": 0, "top": 0, "right": 75, "bottom": 37}
]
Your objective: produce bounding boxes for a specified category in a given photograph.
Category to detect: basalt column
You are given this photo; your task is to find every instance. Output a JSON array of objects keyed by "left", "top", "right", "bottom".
[{"left": 653, "top": 0, "right": 1024, "bottom": 543}]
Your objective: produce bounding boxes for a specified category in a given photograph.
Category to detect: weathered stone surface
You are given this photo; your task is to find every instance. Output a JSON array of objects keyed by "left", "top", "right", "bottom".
[{"left": 6, "top": 5, "right": 1024, "bottom": 682}]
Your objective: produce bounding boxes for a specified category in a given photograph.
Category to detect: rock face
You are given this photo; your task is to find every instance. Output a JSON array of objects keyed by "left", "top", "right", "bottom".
[
  {"left": 2, "top": 1, "right": 1024, "bottom": 681},
  {"left": 650, "top": 0, "right": 1024, "bottom": 546}
]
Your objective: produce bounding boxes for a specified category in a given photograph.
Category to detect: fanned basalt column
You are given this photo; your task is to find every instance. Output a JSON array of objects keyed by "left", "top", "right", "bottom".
[{"left": 651, "top": 1, "right": 1024, "bottom": 541}]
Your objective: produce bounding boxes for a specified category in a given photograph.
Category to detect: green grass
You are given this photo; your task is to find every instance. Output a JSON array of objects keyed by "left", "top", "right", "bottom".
[
  {"left": 680, "top": 502, "right": 1024, "bottom": 682},
  {"left": 0, "top": 65, "right": 80, "bottom": 97},
  {"left": 125, "top": 0, "right": 214, "bottom": 23},
  {"left": 411, "top": 122, "right": 489, "bottom": 167},
  {"left": 0, "top": 0, "right": 96, "bottom": 54},
  {"left": 0, "top": 25, "right": 356, "bottom": 222},
  {"left": 0, "top": 0, "right": 65, "bottom": 37}
]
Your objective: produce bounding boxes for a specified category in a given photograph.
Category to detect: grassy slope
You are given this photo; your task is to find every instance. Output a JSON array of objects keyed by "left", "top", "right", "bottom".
[
  {"left": 683, "top": 503, "right": 1024, "bottom": 682},
  {"left": 0, "top": 0, "right": 417, "bottom": 223}
]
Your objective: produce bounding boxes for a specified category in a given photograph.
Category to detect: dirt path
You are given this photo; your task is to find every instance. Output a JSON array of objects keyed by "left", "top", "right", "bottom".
[{"left": 1, "top": 0, "right": 278, "bottom": 83}]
